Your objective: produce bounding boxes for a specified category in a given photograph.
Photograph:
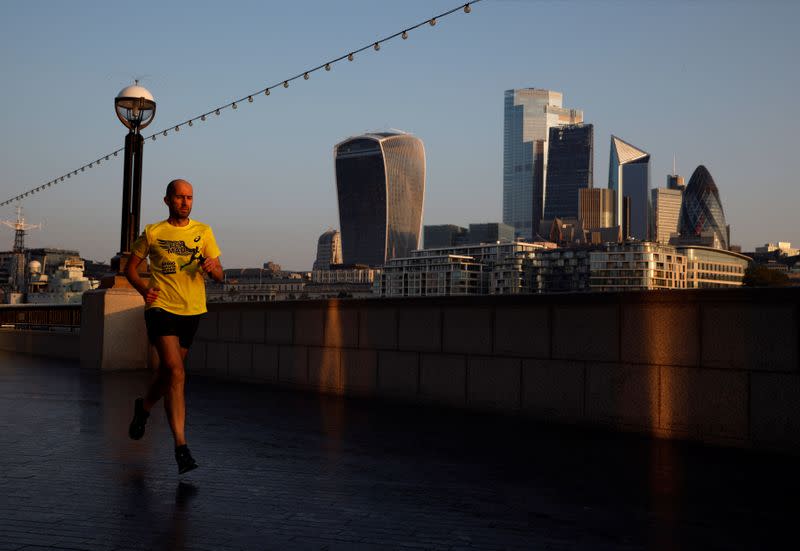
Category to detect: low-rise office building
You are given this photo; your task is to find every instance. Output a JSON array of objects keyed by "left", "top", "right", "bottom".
[{"left": 677, "top": 246, "right": 750, "bottom": 288}]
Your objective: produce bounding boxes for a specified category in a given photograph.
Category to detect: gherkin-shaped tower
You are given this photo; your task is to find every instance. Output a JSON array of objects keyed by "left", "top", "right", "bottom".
[{"left": 678, "top": 165, "right": 728, "bottom": 249}]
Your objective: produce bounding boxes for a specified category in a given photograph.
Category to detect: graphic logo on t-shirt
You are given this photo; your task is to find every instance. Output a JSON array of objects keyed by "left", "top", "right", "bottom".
[
  {"left": 157, "top": 238, "right": 203, "bottom": 271},
  {"left": 162, "top": 260, "right": 177, "bottom": 275},
  {"left": 158, "top": 239, "right": 196, "bottom": 256}
]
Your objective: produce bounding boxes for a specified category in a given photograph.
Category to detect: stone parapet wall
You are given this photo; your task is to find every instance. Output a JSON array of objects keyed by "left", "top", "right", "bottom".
[
  {"left": 186, "top": 289, "right": 800, "bottom": 454},
  {"left": 0, "top": 329, "right": 80, "bottom": 360}
]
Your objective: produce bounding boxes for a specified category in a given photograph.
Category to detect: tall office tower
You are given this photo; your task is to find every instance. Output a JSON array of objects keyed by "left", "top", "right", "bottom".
[
  {"left": 544, "top": 123, "right": 594, "bottom": 221},
  {"left": 651, "top": 188, "right": 683, "bottom": 244},
  {"left": 503, "top": 89, "right": 583, "bottom": 240},
  {"left": 468, "top": 222, "right": 515, "bottom": 244},
  {"left": 424, "top": 225, "right": 468, "bottom": 249},
  {"left": 678, "top": 165, "right": 729, "bottom": 250},
  {"left": 609, "top": 136, "right": 650, "bottom": 240},
  {"left": 335, "top": 131, "right": 426, "bottom": 266},
  {"left": 579, "top": 188, "right": 615, "bottom": 229},
  {"left": 667, "top": 174, "right": 685, "bottom": 190},
  {"left": 312, "top": 229, "right": 342, "bottom": 270}
]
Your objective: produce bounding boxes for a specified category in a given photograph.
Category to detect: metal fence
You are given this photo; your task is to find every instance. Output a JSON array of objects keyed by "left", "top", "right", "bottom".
[{"left": 0, "top": 304, "right": 81, "bottom": 331}]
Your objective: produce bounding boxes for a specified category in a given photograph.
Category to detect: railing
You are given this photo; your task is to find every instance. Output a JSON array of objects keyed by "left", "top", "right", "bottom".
[{"left": 0, "top": 304, "right": 81, "bottom": 332}]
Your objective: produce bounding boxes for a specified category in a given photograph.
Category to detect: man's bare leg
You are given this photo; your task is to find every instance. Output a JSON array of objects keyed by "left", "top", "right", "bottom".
[{"left": 153, "top": 335, "right": 189, "bottom": 447}]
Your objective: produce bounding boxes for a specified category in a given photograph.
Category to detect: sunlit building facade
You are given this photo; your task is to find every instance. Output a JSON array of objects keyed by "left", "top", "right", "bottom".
[
  {"left": 335, "top": 131, "right": 426, "bottom": 266},
  {"left": 579, "top": 188, "right": 616, "bottom": 230},
  {"left": 589, "top": 242, "right": 687, "bottom": 291},
  {"left": 379, "top": 241, "right": 553, "bottom": 297},
  {"left": 503, "top": 89, "right": 583, "bottom": 240},
  {"left": 609, "top": 136, "right": 650, "bottom": 240},
  {"left": 312, "top": 229, "right": 342, "bottom": 271},
  {"left": 678, "top": 165, "right": 729, "bottom": 250},
  {"left": 676, "top": 246, "right": 749, "bottom": 288},
  {"left": 651, "top": 187, "right": 683, "bottom": 244}
]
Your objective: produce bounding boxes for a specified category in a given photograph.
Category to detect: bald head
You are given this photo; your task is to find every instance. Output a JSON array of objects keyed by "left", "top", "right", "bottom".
[
  {"left": 166, "top": 179, "right": 193, "bottom": 198},
  {"left": 164, "top": 179, "right": 194, "bottom": 223}
]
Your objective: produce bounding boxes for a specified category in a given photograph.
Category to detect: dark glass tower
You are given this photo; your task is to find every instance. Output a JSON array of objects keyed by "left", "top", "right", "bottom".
[
  {"left": 678, "top": 165, "right": 728, "bottom": 249},
  {"left": 335, "top": 132, "right": 426, "bottom": 266},
  {"left": 544, "top": 123, "right": 594, "bottom": 220}
]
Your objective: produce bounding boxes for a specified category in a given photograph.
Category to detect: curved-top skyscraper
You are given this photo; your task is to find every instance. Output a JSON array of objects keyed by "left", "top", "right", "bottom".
[
  {"left": 334, "top": 131, "right": 425, "bottom": 266},
  {"left": 678, "top": 165, "right": 728, "bottom": 249}
]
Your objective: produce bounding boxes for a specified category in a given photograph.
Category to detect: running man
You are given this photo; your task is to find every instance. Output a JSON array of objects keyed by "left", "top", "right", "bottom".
[{"left": 125, "top": 178, "right": 223, "bottom": 474}]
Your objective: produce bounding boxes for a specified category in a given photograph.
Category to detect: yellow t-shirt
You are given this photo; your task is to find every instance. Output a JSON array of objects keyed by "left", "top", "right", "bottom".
[{"left": 131, "top": 219, "right": 221, "bottom": 316}]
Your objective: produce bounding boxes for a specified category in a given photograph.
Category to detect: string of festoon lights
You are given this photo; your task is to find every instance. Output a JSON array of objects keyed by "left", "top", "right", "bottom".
[{"left": 1, "top": 1, "right": 481, "bottom": 208}]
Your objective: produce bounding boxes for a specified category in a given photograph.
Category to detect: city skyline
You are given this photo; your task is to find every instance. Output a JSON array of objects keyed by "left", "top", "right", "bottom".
[{"left": 1, "top": 1, "right": 798, "bottom": 269}]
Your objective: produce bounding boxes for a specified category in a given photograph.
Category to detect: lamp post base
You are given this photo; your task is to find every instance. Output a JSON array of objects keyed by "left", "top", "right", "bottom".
[{"left": 99, "top": 252, "right": 148, "bottom": 289}]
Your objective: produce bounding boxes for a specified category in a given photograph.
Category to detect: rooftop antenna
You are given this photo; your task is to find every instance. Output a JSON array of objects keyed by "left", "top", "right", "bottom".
[
  {"left": 672, "top": 154, "right": 676, "bottom": 176},
  {"left": 1, "top": 204, "right": 42, "bottom": 293},
  {"left": 1, "top": 205, "right": 42, "bottom": 252}
]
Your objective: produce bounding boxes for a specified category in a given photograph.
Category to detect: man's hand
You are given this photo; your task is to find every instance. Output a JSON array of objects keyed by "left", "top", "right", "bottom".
[
  {"left": 144, "top": 287, "right": 160, "bottom": 305},
  {"left": 201, "top": 256, "right": 224, "bottom": 283}
]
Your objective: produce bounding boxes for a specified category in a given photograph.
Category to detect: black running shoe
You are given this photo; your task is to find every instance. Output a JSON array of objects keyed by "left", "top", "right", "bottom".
[
  {"left": 175, "top": 445, "right": 198, "bottom": 475},
  {"left": 128, "top": 398, "right": 149, "bottom": 440}
]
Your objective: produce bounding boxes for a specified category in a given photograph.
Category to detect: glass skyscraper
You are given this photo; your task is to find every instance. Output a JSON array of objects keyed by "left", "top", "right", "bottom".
[
  {"left": 609, "top": 136, "right": 650, "bottom": 240},
  {"left": 503, "top": 89, "right": 583, "bottom": 240},
  {"left": 678, "top": 165, "right": 729, "bottom": 250},
  {"left": 543, "top": 123, "right": 594, "bottom": 221},
  {"left": 334, "top": 131, "right": 426, "bottom": 266}
]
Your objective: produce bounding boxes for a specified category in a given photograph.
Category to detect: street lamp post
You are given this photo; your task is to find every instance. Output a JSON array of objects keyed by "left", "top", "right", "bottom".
[{"left": 111, "top": 81, "right": 155, "bottom": 275}]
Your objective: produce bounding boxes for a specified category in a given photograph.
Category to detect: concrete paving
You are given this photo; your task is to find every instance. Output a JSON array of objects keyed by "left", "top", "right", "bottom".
[{"left": 0, "top": 350, "right": 796, "bottom": 551}]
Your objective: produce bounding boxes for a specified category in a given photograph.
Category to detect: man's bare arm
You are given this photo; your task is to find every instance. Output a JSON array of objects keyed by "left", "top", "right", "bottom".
[{"left": 125, "top": 254, "right": 160, "bottom": 304}]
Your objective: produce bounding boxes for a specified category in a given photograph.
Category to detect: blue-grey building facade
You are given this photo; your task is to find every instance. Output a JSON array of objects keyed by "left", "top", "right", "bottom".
[
  {"left": 335, "top": 131, "right": 426, "bottom": 266},
  {"left": 609, "top": 136, "right": 650, "bottom": 241},
  {"left": 503, "top": 89, "right": 583, "bottom": 240}
]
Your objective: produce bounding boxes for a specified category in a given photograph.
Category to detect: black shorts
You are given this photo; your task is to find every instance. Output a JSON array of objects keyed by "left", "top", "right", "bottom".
[{"left": 144, "top": 308, "right": 202, "bottom": 349}]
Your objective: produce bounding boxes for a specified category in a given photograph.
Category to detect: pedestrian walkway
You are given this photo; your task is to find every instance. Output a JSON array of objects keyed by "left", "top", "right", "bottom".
[{"left": 0, "top": 350, "right": 796, "bottom": 550}]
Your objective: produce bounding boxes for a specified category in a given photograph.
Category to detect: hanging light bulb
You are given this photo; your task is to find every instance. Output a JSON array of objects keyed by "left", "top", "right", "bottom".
[
  {"left": 188, "top": 120, "right": 193, "bottom": 127},
  {"left": 152, "top": 135, "right": 156, "bottom": 141},
  {"left": 105, "top": 155, "right": 109, "bottom": 161},
  {"left": 304, "top": 72, "right": 309, "bottom": 80},
  {"left": 464, "top": 4, "right": 471, "bottom": 13},
  {"left": 348, "top": 53, "right": 354, "bottom": 61},
  {"left": 283, "top": 81, "right": 289, "bottom": 88},
  {"left": 248, "top": 96, "right": 253, "bottom": 103},
  {"left": 163, "top": 130, "right": 168, "bottom": 136},
  {"left": 201, "top": 114, "right": 206, "bottom": 121},
  {"left": 232, "top": 102, "right": 237, "bottom": 109},
  {"left": 215, "top": 109, "right": 220, "bottom": 115},
  {"left": 374, "top": 42, "right": 380, "bottom": 51},
  {"left": 175, "top": 125, "right": 180, "bottom": 131},
  {"left": 325, "top": 63, "right": 331, "bottom": 71},
  {"left": 402, "top": 31, "right": 408, "bottom": 39},
  {"left": 265, "top": 88, "right": 270, "bottom": 95},
  {"left": 429, "top": 18, "right": 436, "bottom": 26},
  {"left": 81, "top": 167, "right": 85, "bottom": 172},
  {"left": 67, "top": 174, "right": 70, "bottom": 178}
]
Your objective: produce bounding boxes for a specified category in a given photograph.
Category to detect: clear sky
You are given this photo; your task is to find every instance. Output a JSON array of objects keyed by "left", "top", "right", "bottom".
[{"left": 1, "top": 0, "right": 798, "bottom": 269}]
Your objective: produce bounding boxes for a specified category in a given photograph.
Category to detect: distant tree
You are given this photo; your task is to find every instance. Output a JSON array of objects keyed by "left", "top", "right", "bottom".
[{"left": 743, "top": 264, "right": 790, "bottom": 287}]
